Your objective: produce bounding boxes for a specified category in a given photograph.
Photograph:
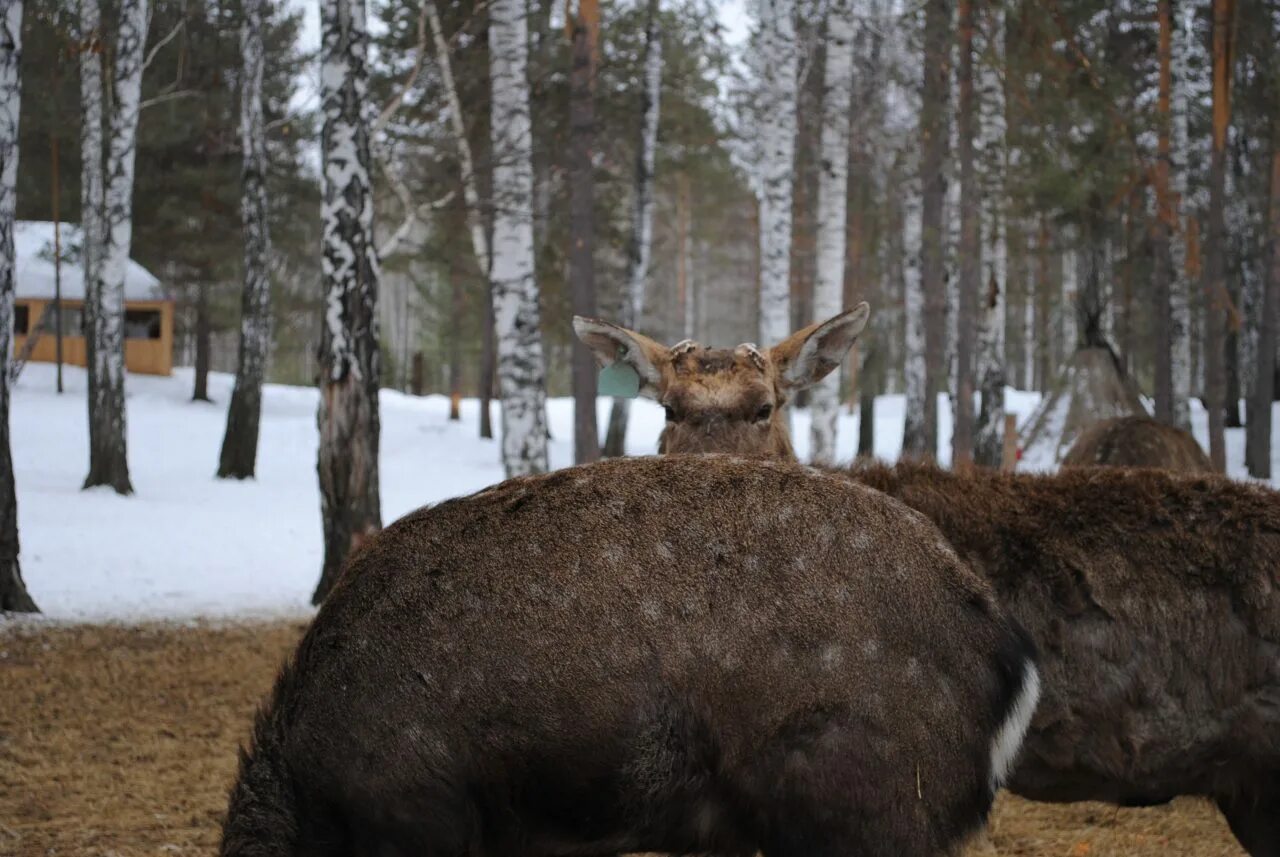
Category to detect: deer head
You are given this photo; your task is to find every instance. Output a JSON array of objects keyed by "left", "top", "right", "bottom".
[{"left": 573, "top": 303, "right": 870, "bottom": 458}]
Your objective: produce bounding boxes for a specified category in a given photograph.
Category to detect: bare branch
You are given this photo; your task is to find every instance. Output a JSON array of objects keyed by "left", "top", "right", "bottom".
[
  {"left": 139, "top": 88, "right": 198, "bottom": 110},
  {"left": 376, "top": 146, "right": 455, "bottom": 259},
  {"left": 143, "top": 18, "right": 185, "bottom": 71},
  {"left": 374, "top": 2, "right": 430, "bottom": 135}
]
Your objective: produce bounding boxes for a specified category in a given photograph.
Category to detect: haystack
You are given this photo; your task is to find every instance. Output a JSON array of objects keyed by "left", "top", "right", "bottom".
[{"left": 1018, "top": 346, "right": 1148, "bottom": 470}]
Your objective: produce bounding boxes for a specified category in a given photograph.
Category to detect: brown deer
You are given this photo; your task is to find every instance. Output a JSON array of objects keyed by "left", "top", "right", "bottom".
[
  {"left": 572, "top": 304, "right": 869, "bottom": 457},
  {"left": 223, "top": 455, "right": 1040, "bottom": 857},
  {"left": 1062, "top": 415, "right": 1214, "bottom": 472},
  {"left": 573, "top": 322, "right": 1280, "bottom": 856}
]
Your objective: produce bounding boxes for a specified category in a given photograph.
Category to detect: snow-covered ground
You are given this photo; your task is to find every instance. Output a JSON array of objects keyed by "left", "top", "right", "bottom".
[{"left": 8, "top": 363, "right": 1276, "bottom": 622}]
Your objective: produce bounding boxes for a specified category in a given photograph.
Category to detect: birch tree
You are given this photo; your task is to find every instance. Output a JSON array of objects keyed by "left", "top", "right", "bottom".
[
  {"left": 83, "top": 0, "right": 148, "bottom": 495},
  {"left": 78, "top": 0, "right": 104, "bottom": 456},
  {"left": 1168, "top": 1, "right": 1195, "bottom": 429},
  {"left": 756, "top": 0, "right": 799, "bottom": 348},
  {"left": 973, "top": 0, "right": 1006, "bottom": 468},
  {"left": 903, "top": 177, "right": 927, "bottom": 455},
  {"left": 568, "top": 0, "right": 600, "bottom": 464},
  {"left": 808, "top": 0, "right": 857, "bottom": 465},
  {"left": 604, "top": 0, "right": 662, "bottom": 458},
  {"left": 0, "top": 0, "right": 36, "bottom": 613},
  {"left": 217, "top": 0, "right": 271, "bottom": 480},
  {"left": 489, "top": 0, "right": 548, "bottom": 476},
  {"left": 313, "top": 0, "right": 382, "bottom": 604}
]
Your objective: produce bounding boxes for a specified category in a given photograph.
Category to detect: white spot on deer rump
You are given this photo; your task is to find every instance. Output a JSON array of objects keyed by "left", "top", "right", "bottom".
[{"left": 989, "top": 659, "right": 1041, "bottom": 794}]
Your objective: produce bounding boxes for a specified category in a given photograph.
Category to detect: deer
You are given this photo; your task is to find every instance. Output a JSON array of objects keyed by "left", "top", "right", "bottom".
[
  {"left": 572, "top": 303, "right": 870, "bottom": 458},
  {"left": 223, "top": 455, "right": 1041, "bottom": 857},
  {"left": 1061, "top": 415, "right": 1214, "bottom": 472},
  {"left": 575, "top": 311, "right": 1280, "bottom": 857}
]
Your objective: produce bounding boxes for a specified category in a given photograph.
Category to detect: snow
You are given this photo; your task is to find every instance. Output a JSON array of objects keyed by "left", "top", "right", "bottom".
[
  {"left": 13, "top": 221, "right": 163, "bottom": 302},
  {"left": 7, "top": 363, "right": 1277, "bottom": 623}
]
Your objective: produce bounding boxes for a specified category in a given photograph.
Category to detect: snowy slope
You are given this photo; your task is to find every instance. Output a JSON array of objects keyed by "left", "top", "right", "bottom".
[{"left": 7, "top": 363, "right": 1275, "bottom": 622}]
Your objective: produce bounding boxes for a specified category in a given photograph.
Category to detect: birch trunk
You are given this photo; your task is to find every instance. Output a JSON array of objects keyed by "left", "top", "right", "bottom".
[
  {"left": 902, "top": 179, "right": 928, "bottom": 455},
  {"left": 79, "top": 0, "right": 104, "bottom": 459},
  {"left": 313, "top": 0, "right": 383, "bottom": 604},
  {"left": 952, "top": 0, "right": 978, "bottom": 468},
  {"left": 604, "top": 0, "right": 661, "bottom": 458},
  {"left": 218, "top": 0, "right": 272, "bottom": 479},
  {"left": 756, "top": 0, "right": 798, "bottom": 347},
  {"left": 1169, "top": 0, "right": 1194, "bottom": 429},
  {"left": 973, "top": 0, "right": 1007, "bottom": 468},
  {"left": 808, "top": 0, "right": 857, "bottom": 465},
  {"left": 84, "top": 0, "right": 147, "bottom": 495},
  {"left": 489, "top": 0, "right": 548, "bottom": 476},
  {"left": 0, "top": 0, "right": 36, "bottom": 612},
  {"left": 568, "top": 0, "right": 599, "bottom": 464},
  {"left": 1203, "top": 0, "right": 1237, "bottom": 472},
  {"left": 1061, "top": 225, "right": 1078, "bottom": 354},
  {"left": 916, "top": 0, "right": 952, "bottom": 458},
  {"left": 1247, "top": 135, "right": 1279, "bottom": 477}
]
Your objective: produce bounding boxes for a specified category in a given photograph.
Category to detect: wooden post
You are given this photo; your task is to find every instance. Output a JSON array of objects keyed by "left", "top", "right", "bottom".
[
  {"left": 51, "top": 134, "right": 63, "bottom": 393},
  {"left": 1000, "top": 412, "right": 1019, "bottom": 471},
  {"left": 410, "top": 351, "right": 425, "bottom": 396}
]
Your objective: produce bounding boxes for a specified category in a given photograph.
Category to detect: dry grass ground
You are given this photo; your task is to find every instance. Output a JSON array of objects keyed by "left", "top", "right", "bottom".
[{"left": 0, "top": 622, "right": 1246, "bottom": 857}]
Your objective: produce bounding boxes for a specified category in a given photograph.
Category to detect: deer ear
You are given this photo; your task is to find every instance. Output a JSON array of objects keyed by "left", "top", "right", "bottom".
[
  {"left": 572, "top": 316, "right": 669, "bottom": 398},
  {"left": 769, "top": 303, "right": 871, "bottom": 391}
]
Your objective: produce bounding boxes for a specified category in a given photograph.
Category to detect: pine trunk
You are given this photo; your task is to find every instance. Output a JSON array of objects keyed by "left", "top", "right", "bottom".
[
  {"left": 192, "top": 281, "right": 211, "bottom": 402},
  {"left": 489, "top": 0, "right": 548, "bottom": 476},
  {"left": 479, "top": 287, "right": 495, "bottom": 439},
  {"left": 568, "top": 1, "right": 599, "bottom": 464},
  {"left": 756, "top": 0, "right": 798, "bottom": 347},
  {"left": 1203, "top": 0, "right": 1236, "bottom": 472},
  {"left": 84, "top": 0, "right": 147, "bottom": 495},
  {"left": 973, "top": 0, "right": 1006, "bottom": 468},
  {"left": 0, "top": 0, "right": 37, "bottom": 612},
  {"left": 1247, "top": 134, "right": 1279, "bottom": 477},
  {"left": 808, "top": 0, "right": 856, "bottom": 465},
  {"left": 218, "top": 0, "right": 272, "bottom": 479},
  {"left": 1154, "top": 0, "right": 1176, "bottom": 424},
  {"left": 313, "top": 0, "right": 382, "bottom": 604},
  {"left": 604, "top": 0, "right": 661, "bottom": 458},
  {"left": 449, "top": 263, "right": 463, "bottom": 421},
  {"left": 918, "top": 0, "right": 952, "bottom": 458},
  {"left": 952, "top": 0, "right": 978, "bottom": 468}
]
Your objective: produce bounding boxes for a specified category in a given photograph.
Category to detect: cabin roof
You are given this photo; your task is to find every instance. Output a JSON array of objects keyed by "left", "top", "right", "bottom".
[{"left": 13, "top": 220, "right": 164, "bottom": 302}]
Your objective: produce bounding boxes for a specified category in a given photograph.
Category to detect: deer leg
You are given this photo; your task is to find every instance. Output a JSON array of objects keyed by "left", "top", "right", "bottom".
[{"left": 1217, "top": 788, "right": 1280, "bottom": 857}]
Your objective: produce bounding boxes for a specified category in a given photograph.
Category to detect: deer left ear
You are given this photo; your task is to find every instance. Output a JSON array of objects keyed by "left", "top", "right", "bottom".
[{"left": 769, "top": 303, "right": 871, "bottom": 391}]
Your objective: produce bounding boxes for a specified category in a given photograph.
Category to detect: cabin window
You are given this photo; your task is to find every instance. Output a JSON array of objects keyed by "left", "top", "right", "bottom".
[
  {"left": 14, "top": 304, "right": 28, "bottom": 335},
  {"left": 124, "top": 309, "right": 162, "bottom": 340}
]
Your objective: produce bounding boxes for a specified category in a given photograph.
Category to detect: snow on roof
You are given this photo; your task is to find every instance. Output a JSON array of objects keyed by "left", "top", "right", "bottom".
[{"left": 13, "top": 220, "right": 165, "bottom": 302}]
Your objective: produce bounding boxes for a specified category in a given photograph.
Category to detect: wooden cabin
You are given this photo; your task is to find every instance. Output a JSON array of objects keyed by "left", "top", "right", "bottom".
[{"left": 12, "top": 221, "right": 173, "bottom": 376}]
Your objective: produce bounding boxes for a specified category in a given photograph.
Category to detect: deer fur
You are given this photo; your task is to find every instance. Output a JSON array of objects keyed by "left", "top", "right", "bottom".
[
  {"left": 223, "top": 455, "right": 1040, "bottom": 857},
  {"left": 574, "top": 329, "right": 1280, "bottom": 856},
  {"left": 1062, "top": 415, "right": 1214, "bottom": 472},
  {"left": 572, "top": 304, "right": 869, "bottom": 457},
  {"left": 850, "top": 462, "right": 1280, "bottom": 856}
]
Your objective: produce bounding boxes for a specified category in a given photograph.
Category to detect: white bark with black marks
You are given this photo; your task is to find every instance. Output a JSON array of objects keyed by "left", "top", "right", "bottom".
[
  {"left": 314, "top": 0, "right": 383, "bottom": 604},
  {"left": 78, "top": 0, "right": 104, "bottom": 448},
  {"left": 85, "top": 0, "right": 148, "bottom": 495},
  {"left": 0, "top": 0, "right": 37, "bottom": 612},
  {"left": 489, "top": 0, "right": 548, "bottom": 476},
  {"left": 902, "top": 179, "right": 927, "bottom": 455},
  {"left": 756, "top": 0, "right": 798, "bottom": 348},
  {"left": 1169, "top": 0, "right": 1193, "bottom": 429},
  {"left": 973, "top": 1, "right": 1006, "bottom": 468},
  {"left": 218, "top": 0, "right": 272, "bottom": 480},
  {"left": 808, "top": 0, "right": 857, "bottom": 465}
]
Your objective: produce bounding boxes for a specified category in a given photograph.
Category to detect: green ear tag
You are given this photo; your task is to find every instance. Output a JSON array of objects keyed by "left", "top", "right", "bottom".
[{"left": 598, "top": 361, "right": 641, "bottom": 398}]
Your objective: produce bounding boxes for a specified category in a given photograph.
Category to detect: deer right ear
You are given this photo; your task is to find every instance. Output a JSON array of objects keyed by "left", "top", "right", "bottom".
[
  {"left": 769, "top": 303, "right": 871, "bottom": 391},
  {"left": 572, "top": 317, "right": 669, "bottom": 398}
]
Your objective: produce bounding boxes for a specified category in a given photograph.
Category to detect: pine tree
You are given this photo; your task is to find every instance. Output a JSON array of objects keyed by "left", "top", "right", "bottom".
[
  {"left": 953, "top": 0, "right": 979, "bottom": 467},
  {"left": 568, "top": 0, "right": 600, "bottom": 464},
  {"left": 313, "top": 0, "right": 383, "bottom": 604}
]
